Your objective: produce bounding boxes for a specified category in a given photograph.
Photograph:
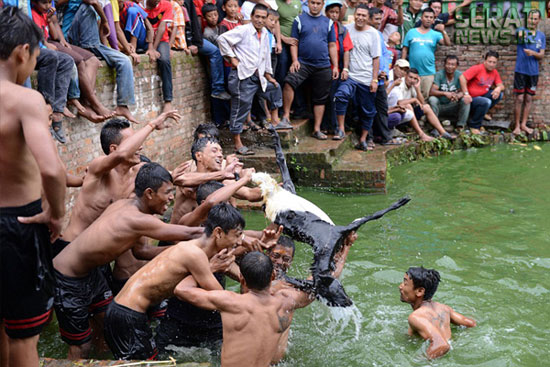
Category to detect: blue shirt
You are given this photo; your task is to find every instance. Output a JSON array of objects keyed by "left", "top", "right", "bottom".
[
  {"left": 403, "top": 28, "right": 442, "bottom": 76},
  {"left": 515, "top": 28, "right": 546, "bottom": 76},
  {"left": 61, "top": 0, "right": 84, "bottom": 37},
  {"left": 377, "top": 30, "right": 391, "bottom": 86},
  {"left": 291, "top": 13, "right": 335, "bottom": 68}
]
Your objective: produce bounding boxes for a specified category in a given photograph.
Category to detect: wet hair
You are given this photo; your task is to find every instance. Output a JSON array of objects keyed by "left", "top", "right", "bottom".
[
  {"left": 485, "top": 50, "right": 499, "bottom": 59},
  {"left": 240, "top": 251, "right": 273, "bottom": 290},
  {"left": 428, "top": 0, "right": 442, "bottom": 6},
  {"left": 134, "top": 162, "right": 173, "bottom": 197},
  {"left": 406, "top": 267, "right": 441, "bottom": 300},
  {"left": 139, "top": 154, "right": 152, "bottom": 163},
  {"left": 203, "top": 202, "right": 245, "bottom": 237},
  {"left": 276, "top": 235, "right": 295, "bottom": 256},
  {"left": 0, "top": 7, "right": 43, "bottom": 60},
  {"left": 422, "top": 7, "right": 435, "bottom": 15},
  {"left": 196, "top": 180, "right": 224, "bottom": 205},
  {"left": 267, "top": 8, "right": 280, "bottom": 17},
  {"left": 368, "top": 6, "right": 383, "bottom": 17},
  {"left": 100, "top": 119, "right": 131, "bottom": 155},
  {"left": 444, "top": 54, "right": 459, "bottom": 65},
  {"left": 251, "top": 3, "right": 268, "bottom": 16},
  {"left": 355, "top": 3, "right": 369, "bottom": 11},
  {"left": 191, "top": 137, "right": 219, "bottom": 162},
  {"left": 202, "top": 3, "right": 217, "bottom": 15},
  {"left": 408, "top": 68, "right": 420, "bottom": 75},
  {"left": 193, "top": 123, "right": 220, "bottom": 141}
]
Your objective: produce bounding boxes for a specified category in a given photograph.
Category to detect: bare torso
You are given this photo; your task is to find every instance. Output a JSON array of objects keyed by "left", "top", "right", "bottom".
[
  {"left": 408, "top": 301, "right": 452, "bottom": 340},
  {"left": 0, "top": 83, "right": 44, "bottom": 207},
  {"left": 114, "top": 242, "right": 201, "bottom": 313},
  {"left": 220, "top": 291, "right": 293, "bottom": 367},
  {"left": 112, "top": 249, "right": 148, "bottom": 281},
  {"left": 54, "top": 199, "right": 148, "bottom": 277},
  {"left": 63, "top": 164, "right": 141, "bottom": 241}
]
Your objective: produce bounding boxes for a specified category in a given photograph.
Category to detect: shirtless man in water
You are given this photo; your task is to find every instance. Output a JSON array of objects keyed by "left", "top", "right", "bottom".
[
  {"left": 105, "top": 202, "right": 246, "bottom": 360},
  {"left": 0, "top": 8, "right": 66, "bottom": 367},
  {"left": 177, "top": 251, "right": 297, "bottom": 367},
  {"left": 399, "top": 266, "right": 476, "bottom": 359},
  {"left": 53, "top": 163, "right": 203, "bottom": 359}
]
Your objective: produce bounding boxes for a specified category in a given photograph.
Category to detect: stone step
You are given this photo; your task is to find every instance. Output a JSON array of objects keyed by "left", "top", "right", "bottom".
[{"left": 218, "top": 119, "right": 310, "bottom": 150}]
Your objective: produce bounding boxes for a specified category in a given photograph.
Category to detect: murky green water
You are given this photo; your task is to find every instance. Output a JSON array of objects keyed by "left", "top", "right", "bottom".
[{"left": 39, "top": 143, "right": 550, "bottom": 366}]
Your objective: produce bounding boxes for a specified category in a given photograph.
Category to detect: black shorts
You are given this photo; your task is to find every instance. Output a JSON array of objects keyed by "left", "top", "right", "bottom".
[
  {"left": 111, "top": 277, "right": 167, "bottom": 319},
  {"left": 284, "top": 63, "right": 332, "bottom": 105},
  {"left": 104, "top": 301, "right": 157, "bottom": 360},
  {"left": 0, "top": 199, "right": 55, "bottom": 339},
  {"left": 53, "top": 267, "right": 113, "bottom": 345},
  {"left": 513, "top": 72, "right": 538, "bottom": 95},
  {"left": 51, "top": 237, "right": 70, "bottom": 259}
]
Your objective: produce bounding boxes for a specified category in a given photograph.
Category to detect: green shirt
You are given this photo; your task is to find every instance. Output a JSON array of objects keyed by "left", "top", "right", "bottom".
[
  {"left": 276, "top": 0, "right": 302, "bottom": 37},
  {"left": 400, "top": 6, "right": 421, "bottom": 42},
  {"left": 433, "top": 69, "right": 462, "bottom": 104}
]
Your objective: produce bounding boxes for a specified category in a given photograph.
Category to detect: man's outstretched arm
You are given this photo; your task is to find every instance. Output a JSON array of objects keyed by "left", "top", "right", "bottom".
[
  {"left": 450, "top": 308, "right": 476, "bottom": 328},
  {"left": 175, "top": 275, "right": 238, "bottom": 311},
  {"left": 408, "top": 314, "right": 450, "bottom": 359}
]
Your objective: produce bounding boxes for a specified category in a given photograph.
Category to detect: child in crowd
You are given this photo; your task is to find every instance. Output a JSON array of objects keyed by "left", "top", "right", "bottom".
[
  {"left": 386, "top": 31, "right": 400, "bottom": 69},
  {"left": 219, "top": 0, "right": 241, "bottom": 32},
  {"left": 202, "top": 3, "right": 221, "bottom": 44},
  {"left": 322, "top": 0, "right": 352, "bottom": 139},
  {"left": 170, "top": 0, "right": 189, "bottom": 52}
]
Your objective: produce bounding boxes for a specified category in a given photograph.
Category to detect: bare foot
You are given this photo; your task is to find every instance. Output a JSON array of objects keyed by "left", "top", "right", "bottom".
[
  {"left": 69, "top": 99, "right": 105, "bottom": 123},
  {"left": 521, "top": 125, "right": 533, "bottom": 135},
  {"left": 470, "top": 128, "right": 481, "bottom": 135},
  {"left": 52, "top": 111, "right": 64, "bottom": 122},
  {"left": 162, "top": 101, "right": 173, "bottom": 114},
  {"left": 63, "top": 107, "right": 77, "bottom": 119},
  {"left": 115, "top": 106, "right": 140, "bottom": 124},
  {"left": 483, "top": 114, "right": 492, "bottom": 121},
  {"left": 512, "top": 127, "right": 521, "bottom": 135},
  {"left": 91, "top": 102, "right": 115, "bottom": 120},
  {"left": 420, "top": 134, "right": 434, "bottom": 142}
]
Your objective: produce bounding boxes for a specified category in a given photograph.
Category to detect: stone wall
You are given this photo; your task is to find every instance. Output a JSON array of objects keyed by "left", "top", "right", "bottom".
[{"left": 57, "top": 53, "right": 209, "bottom": 211}]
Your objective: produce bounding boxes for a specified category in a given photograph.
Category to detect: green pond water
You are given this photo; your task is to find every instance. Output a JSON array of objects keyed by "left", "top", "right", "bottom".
[{"left": 39, "top": 143, "right": 550, "bottom": 366}]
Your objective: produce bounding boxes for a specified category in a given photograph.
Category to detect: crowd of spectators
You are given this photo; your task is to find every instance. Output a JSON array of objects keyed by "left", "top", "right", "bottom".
[{"left": 0, "top": 0, "right": 545, "bottom": 150}]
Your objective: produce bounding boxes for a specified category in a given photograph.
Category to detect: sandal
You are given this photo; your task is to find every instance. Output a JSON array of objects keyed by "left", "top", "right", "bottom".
[
  {"left": 311, "top": 131, "right": 327, "bottom": 140},
  {"left": 355, "top": 141, "right": 368, "bottom": 151},
  {"left": 50, "top": 120, "right": 67, "bottom": 144},
  {"left": 382, "top": 137, "right": 406, "bottom": 145},
  {"left": 249, "top": 121, "right": 261, "bottom": 131},
  {"left": 367, "top": 140, "right": 375, "bottom": 151},
  {"left": 235, "top": 146, "right": 255, "bottom": 156},
  {"left": 332, "top": 129, "right": 345, "bottom": 141}
]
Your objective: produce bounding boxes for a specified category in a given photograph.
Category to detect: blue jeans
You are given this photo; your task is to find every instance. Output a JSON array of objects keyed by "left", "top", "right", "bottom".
[
  {"left": 67, "top": 3, "right": 135, "bottom": 106},
  {"left": 36, "top": 48, "right": 74, "bottom": 113},
  {"left": 198, "top": 39, "right": 225, "bottom": 95},
  {"left": 334, "top": 78, "right": 376, "bottom": 131},
  {"left": 157, "top": 42, "right": 173, "bottom": 102},
  {"left": 468, "top": 91, "right": 502, "bottom": 129},
  {"left": 68, "top": 63, "right": 80, "bottom": 100}
]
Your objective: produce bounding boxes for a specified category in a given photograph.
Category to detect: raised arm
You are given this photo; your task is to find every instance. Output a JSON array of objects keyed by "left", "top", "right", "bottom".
[
  {"left": 87, "top": 110, "right": 180, "bottom": 175},
  {"left": 136, "top": 215, "right": 204, "bottom": 241},
  {"left": 179, "top": 169, "right": 255, "bottom": 226},
  {"left": 172, "top": 159, "right": 239, "bottom": 187},
  {"left": 450, "top": 308, "right": 476, "bottom": 328},
  {"left": 408, "top": 314, "right": 450, "bottom": 359}
]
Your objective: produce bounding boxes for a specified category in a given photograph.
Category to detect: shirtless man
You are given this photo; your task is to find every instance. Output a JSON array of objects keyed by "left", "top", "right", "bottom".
[
  {"left": 0, "top": 8, "right": 66, "bottom": 367},
  {"left": 176, "top": 251, "right": 297, "bottom": 367},
  {"left": 60, "top": 111, "right": 180, "bottom": 245},
  {"left": 266, "top": 233, "right": 355, "bottom": 364},
  {"left": 170, "top": 137, "right": 262, "bottom": 225},
  {"left": 53, "top": 163, "right": 203, "bottom": 359},
  {"left": 399, "top": 266, "right": 476, "bottom": 359},
  {"left": 105, "top": 202, "right": 246, "bottom": 360}
]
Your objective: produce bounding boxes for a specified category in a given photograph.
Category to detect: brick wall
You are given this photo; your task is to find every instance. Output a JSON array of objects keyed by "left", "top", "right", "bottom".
[
  {"left": 57, "top": 53, "right": 209, "bottom": 211},
  {"left": 435, "top": 21, "right": 549, "bottom": 125}
]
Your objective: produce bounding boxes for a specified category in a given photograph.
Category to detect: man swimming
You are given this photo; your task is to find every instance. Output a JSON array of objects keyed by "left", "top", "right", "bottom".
[
  {"left": 105, "top": 202, "right": 246, "bottom": 360},
  {"left": 53, "top": 163, "right": 202, "bottom": 359},
  {"left": 0, "top": 7, "right": 66, "bottom": 367},
  {"left": 176, "top": 251, "right": 297, "bottom": 367},
  {"left": 399, "top": 266, "right": 476, "bottom": 359}
]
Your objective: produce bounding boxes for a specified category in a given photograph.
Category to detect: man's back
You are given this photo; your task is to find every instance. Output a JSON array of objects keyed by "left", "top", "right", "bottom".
[
  {"left": 408, "top": 301, "right": 452, "bottom": 339},
  {"left": 220, "top": 290, "right": 293, "bottom": 367},
  {"left": 0, "top": 83, "right": 48, "bottom": 207}
]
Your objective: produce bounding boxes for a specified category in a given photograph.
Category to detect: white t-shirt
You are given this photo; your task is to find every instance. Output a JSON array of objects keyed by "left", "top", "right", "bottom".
[
  {"left": 241, "top": 0, "right": 278, "bottom": 20},
  {"left": 346, "top": 24, "right": 381, "bottom": 85},
  {"left": 387, "top": 80, "right": 416, "bottom": 107}
]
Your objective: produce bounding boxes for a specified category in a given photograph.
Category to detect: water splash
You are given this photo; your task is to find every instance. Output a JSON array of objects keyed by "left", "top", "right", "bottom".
[{"left": 311, "top": 300, "right": 364, "bottom": 340}]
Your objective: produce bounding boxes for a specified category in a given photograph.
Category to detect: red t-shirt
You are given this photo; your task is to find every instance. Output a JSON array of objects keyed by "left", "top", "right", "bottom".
[
  {"left": 462, "top": 63, "right": 503, "bottom": 98},
  {"left": 146, "top": 0, "right": 174, "bottom": 43},
  {"left": 31, "top": 8, "right": 49, "bottom": 40},
  {"left": 219, "top": 18, "right": 241, "bottom": 32}
]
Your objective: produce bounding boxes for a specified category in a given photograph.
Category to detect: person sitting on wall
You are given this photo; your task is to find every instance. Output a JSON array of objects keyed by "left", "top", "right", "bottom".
[
  {"left": 399, "top": 266, "right": 476, "bottom": 359},
  {"left": 428, "top": 54, "right": 470, "bottom": 129},
  {"left": 459, "top": 50, "right": 504, "bottom": 134},
  {"left": 117, "top": 0, "right": 158, "bottom": 65},
  {"left": 513, "top": 9, "right": 545, "bottom": 136}
]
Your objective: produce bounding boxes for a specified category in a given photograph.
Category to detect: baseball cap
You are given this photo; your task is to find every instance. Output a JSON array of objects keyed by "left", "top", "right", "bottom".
[
  {"left": 325, "top": 0, "right": 343, "bottom": 9},
  {"left": 394, "top": 59, "right": 410, "bottom": 68}
]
